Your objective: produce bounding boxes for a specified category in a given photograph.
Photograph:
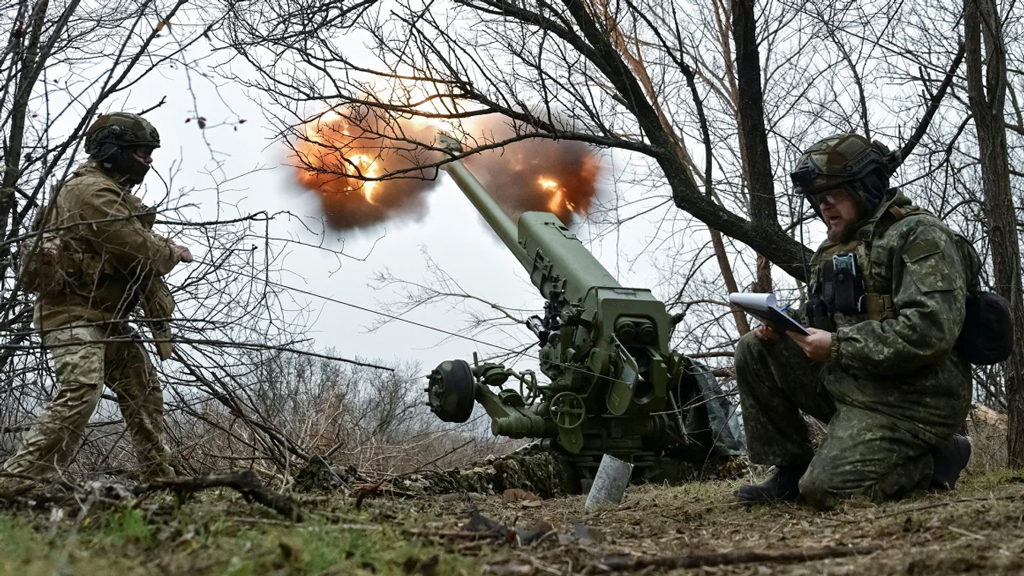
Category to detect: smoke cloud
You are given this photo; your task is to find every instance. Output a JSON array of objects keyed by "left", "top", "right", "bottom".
[
  {"left": 292, "top": 105, "right": 443, "bottom": 231},
  {"left": 292, "top": 106, "right": 601, "bottom": 231}
]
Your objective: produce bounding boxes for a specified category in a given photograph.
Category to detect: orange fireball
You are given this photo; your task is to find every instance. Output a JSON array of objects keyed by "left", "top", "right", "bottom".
[
  {"left": 291, "top": 105, "right": 443, "bottom": 231},
  {"left": 292, "top": 106, "right": 601, "bottom": 231}
]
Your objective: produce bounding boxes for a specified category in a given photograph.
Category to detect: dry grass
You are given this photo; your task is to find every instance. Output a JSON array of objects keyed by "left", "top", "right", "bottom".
[
  {"left": 451, "top": 468, "right": 1024, "bottom": 575},
  {"left": 967, "top": 404, "right": 1008, "bottom": 475},
  {"left": 4, "top": 465, "right": 1024, "bottom": 575}
]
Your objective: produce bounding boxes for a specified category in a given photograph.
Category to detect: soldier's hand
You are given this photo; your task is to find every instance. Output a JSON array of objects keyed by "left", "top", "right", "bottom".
[
  {"left": 788, "top": 327, "right": 833, "bottom": 362},
  {"left": 754, "top": 324, "right": 781, "bottom": 342},
  {"left": 173, "top": 244, "right": 194, "bottom": 263}
]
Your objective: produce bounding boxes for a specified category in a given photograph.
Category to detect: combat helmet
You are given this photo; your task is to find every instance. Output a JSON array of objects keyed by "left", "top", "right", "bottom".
[
  {"left": 84, "top": 112, "right": 161, "bottom": 160},
  {"left": 791, "top": 133, "right": 899, "bottom": 214},
  {"left": 84, "top": 112, "right": 160, "bottom": 185}
]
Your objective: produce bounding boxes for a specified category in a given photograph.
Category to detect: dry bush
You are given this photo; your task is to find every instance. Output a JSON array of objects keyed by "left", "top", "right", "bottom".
[
  {"left": 162, "top": 351, "right": 519, "bottom": 481},
  {"left": 967, "top": 404, "right": 1009, "bottom": 476}
]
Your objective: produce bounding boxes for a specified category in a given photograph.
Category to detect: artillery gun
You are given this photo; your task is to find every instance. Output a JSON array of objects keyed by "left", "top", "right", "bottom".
[{"left": 426, "top": 135, "right": 743, "bottom": 490}]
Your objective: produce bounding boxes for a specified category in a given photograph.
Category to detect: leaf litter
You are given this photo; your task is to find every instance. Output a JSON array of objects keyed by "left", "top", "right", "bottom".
[{"left": 2, "top": 468, "right": 1024, "bottom": 574}]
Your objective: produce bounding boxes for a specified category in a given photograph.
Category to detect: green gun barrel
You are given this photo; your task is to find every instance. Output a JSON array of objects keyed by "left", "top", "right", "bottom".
[{"left": 443, "top": 158, "right": 621, "bottom": 301}]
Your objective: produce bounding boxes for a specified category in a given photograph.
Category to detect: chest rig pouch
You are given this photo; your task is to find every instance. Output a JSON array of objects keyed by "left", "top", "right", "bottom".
[
  {"left": 808, "top": 251, "right": 867, "bottom": 330},
  {"left": 823, "top": 253, "right": 865, "bottom": 315}
]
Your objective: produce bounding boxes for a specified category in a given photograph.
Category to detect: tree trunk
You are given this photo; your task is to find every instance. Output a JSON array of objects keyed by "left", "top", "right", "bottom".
[
  {"left": 731, "top": 0, "right": 780, "bottom": 293},
  {"left": 563, "top": 0, "right": 814, "bottom": 281},
  {"left": 964, "top": 0, "right": 1024, "bottom": 466},
  {"left": 0, "top": 1, "right": 50, "bottom": 241}
]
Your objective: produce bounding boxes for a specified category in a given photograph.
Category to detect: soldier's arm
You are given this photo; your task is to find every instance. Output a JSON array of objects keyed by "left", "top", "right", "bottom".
[
  {"left": 830, "top": 224, "right": 967, "bottom": 376},
  {"left": 66, "top": 182, "right": 180, "bottom": 276}
]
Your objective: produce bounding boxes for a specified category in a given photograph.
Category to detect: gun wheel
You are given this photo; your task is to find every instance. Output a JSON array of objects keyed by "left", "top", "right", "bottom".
[
  {"left": 550, "top": 392, "right": 586, "bottom": 429},
  {"left": 427, "top": 359, "right": 475, "bottom": 423}
]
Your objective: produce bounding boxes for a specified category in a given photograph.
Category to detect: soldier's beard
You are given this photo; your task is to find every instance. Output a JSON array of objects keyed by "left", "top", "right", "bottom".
[{"left": 826, "top": 219, "right": 856, "bottom": 243}]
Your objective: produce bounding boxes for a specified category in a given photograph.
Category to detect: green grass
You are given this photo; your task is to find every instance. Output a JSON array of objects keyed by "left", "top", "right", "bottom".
[
  {"left": 958, "top": 466, "right": 1024, "bottom": 489},
  {"left": 6, "top": 470, "right": 1024, "bottom": 576},
  {"left": 104, "top": 508, "right": 153, "bottom": 548},
  {"left": 0, "top": 494, "right": 481, "bottom": 576}
]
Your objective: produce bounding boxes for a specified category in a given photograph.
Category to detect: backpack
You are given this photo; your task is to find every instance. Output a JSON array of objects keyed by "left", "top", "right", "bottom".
[
  {"left": 958, "top": 290, "right": 1013, "bottom": 365},
  {"left": 17, "top": 186, "right": 66, "bottom": 296},
  {"left": 883, "top": 205, "right": 1013, "bottom": 365}
]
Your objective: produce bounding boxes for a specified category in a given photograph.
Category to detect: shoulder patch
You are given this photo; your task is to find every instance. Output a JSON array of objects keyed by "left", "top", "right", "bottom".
[{"left": 903, "top": 238, "right": 942, "bottom": 262}]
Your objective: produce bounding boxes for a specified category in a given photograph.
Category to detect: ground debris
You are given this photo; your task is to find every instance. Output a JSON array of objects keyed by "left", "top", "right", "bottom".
[
  {"left": 572, "top": 522, "right": 604, "bottom": 545},
  {"left": 1, "top": 469, "right": 301, "bottom": 521},
  {"left": 598, "top": 544, "right": 882, "bottom": 571},
  {"left": 484, "top": 559, "right": 537, "bottom": 575},
  {"left": 133, "top": 470, "right": 301, "bottom": 521},
  {"left": 4, "top": 468, "right": 1024, "bottom": 575}
]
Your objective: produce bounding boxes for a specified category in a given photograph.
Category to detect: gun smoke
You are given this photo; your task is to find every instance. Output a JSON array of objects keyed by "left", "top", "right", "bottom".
[
  {"left": 292, "top": 106, "right": 601, "bottom": 231},
  {"left": 292, "top": 105, "right": 444, "bottom": 231},
  {"left": 462, "top": 122, "right": 600, "bottom": 226}
]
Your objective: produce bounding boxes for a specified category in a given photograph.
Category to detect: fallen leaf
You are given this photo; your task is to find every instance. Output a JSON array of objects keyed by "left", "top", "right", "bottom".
[
  {"left": 516, "top": 520, "right": 553, "bottom": 545},
  {"left": 502, "top": 488, "right": 541, "bottom": 503},
  {"left": 462, "top": 509, "right": 506, "bottom": 534}
]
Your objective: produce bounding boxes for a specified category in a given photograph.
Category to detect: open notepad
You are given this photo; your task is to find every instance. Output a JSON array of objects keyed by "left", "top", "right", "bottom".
[{"left": 728, "top": 293, "right": 811, "bottom": 336}]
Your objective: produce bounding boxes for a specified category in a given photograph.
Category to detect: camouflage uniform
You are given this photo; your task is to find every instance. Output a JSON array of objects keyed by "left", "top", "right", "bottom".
[
  {"left": 736, "top": 190, "right": 974, "bottom": 509},
  {"left": 4, "top": 155, "right": 181, "bottom": 481}
]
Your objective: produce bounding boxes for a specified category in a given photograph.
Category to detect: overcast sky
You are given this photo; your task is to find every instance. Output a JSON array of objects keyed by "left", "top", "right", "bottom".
[
  {"left": 100, "top": 24, "right": 835, "bottom": 381},
  {"left": 120, "top": 49, "right": 677, "bottom": 377}
]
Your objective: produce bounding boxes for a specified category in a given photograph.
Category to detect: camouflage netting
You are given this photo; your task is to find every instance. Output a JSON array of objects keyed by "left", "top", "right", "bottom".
[
  {"left": 292, "top": 456, "right": 361, "bottom": 492},
  {"left": 389, "top": 450, "right": 571, "bottom": 499}
]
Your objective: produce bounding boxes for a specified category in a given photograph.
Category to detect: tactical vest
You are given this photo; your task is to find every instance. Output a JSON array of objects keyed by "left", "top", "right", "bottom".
[
  {"left": 806, "top": 205, "right": 977, "bottom": 332},
  {"left": 806, "top": 205, "right": 1012, "bottom": 365}
]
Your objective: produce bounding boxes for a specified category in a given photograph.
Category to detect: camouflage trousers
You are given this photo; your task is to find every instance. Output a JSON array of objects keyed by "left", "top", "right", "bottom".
[
  {"left": 735, "top": 332, "right": 933, "bottom": 510},
  {"left": 3, "top": 322, "right": 174, "bottom": 481}
]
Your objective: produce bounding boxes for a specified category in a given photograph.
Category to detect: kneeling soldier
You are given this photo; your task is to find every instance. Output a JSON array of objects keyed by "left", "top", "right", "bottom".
[{"left": 735, "top": 134, "right": 974, "bottom": 509}]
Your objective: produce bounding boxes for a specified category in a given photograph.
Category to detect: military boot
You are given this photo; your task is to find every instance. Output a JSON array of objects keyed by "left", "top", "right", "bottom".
[
  {"left": 736, "top": 463, "right": 808, "bottom": 504},
  {"left": 930, "top": 434, "right": 972, "bottom": 491}
]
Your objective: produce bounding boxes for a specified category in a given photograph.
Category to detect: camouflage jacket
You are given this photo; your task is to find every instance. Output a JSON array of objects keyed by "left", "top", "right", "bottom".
[
  {"left": 34, "top": 161, "right": 179, "bottom": 332},
  {"left": 805, "top": 191, "right": 975, "bottom": 443}
]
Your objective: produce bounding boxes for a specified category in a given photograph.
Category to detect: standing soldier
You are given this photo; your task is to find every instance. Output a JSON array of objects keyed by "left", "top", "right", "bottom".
[
  {"left": 734, "top": 134, "right": 979, "bottom": 510},
  {"left": 4, "top": 112, "right": 192, "bottom": 483}
]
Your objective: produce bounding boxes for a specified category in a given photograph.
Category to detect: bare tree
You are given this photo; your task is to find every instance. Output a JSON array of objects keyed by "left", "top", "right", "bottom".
[
  {"left": 963, "top": 0, "right": 1024, "bottom": 465},
  {"left": 0, "top": 1, "right": 410, "bottom": 483}
]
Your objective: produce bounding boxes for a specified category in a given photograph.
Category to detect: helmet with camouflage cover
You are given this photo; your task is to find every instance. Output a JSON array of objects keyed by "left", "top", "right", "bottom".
[
  {"left": 85, "top": 112, "right": 161, "bottom": 158},
  {"left": 84, "top": 112, "right": 160, "bottom": 185},
  {"left": 791, "top": 133, "right": 899, "bottom": 215}
]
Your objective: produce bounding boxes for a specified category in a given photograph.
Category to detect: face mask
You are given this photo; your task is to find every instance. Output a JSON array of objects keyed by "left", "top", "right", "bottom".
[{"left": 105, "top": 147, "right": 151, "bottom": 185}]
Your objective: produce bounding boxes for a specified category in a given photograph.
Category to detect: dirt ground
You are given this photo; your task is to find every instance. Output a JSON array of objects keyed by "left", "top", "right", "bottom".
[{"left": 4, "top": 467, "right": 1024, "bottom": 575}]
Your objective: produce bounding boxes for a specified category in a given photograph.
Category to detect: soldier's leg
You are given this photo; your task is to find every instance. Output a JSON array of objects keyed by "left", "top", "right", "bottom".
[
  {"left": 3, "top": 325, "right": 106, "bottom": 478},
  {"left": 735, "top": 331, "right": 836, "bottom": 466},
  {"left": 798, "top": 403, "right": 933, "bottom": 510},
  {"left": 105, "top": 332, "right": 173, "bottom": 481}
]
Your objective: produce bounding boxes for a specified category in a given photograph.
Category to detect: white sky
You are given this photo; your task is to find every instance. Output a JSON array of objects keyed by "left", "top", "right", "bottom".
[
  {"left": 92, "top": 14, "right": 837, "bottom": 381},
  {"left": 127, "top": 58, "right": 685, "bottom": 376}
]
